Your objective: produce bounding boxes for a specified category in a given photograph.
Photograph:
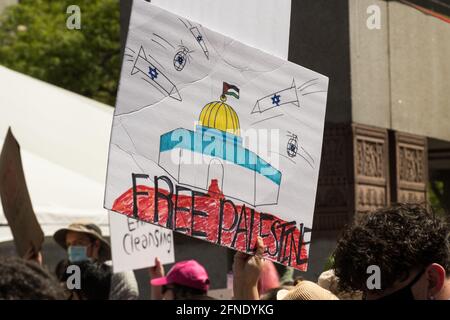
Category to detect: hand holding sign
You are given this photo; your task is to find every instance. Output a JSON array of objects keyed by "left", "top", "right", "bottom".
[
  {"left": 232, "top": 237, "right": 265, "bottom": 300},
  {"left": 149, "top": 257, "right": 165, "bottom": 279},
  {"left": 23, "top": 246, "right": 43, "bottom": 266},
  {"left": 149, "top": 257, "right": 165, "bottom": 300}
]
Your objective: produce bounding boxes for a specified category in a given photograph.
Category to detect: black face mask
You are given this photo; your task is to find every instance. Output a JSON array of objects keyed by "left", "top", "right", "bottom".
[{"left": 375, "top": 269, "right": 426, "bottom": 301}]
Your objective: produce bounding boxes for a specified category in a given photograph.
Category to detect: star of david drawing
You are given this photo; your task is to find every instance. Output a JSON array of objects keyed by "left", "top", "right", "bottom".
[
  {"left": 271, "top": 94, "right": 281, "bottom": 107},
  {"left": 148, "top": 67, "right": 158, "bottom": 80}
]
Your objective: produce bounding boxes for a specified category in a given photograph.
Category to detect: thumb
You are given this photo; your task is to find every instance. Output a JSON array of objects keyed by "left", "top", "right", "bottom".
[{"left": 255, "top": 237, "right": 265, "bottom": 257}]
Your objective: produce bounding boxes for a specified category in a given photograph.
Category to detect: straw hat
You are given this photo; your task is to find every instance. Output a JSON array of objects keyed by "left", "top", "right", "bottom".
[
  {"left": 318, "top": 269, "right": 363, "bottom": 300},
  {"left": 53, "top": 222, "right": 111, "bottom": 262},
  {"left": 278, "top": 280, "right": 339, "bottom": 300}
]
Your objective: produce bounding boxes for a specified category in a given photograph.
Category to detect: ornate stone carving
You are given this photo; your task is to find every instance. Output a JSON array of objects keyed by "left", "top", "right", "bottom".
[
  {"left": 314, "top": 124, "right": 389, "bottom": 231},
  {"left": 398, "top": 190, "right": 426, "bottom": 204},
  {"left": 391, "top": 132, "right": 428, "bottom": 204},
  {"left": 356, "top": 185, "right": 387, "bottom": 211},
  {"left": 356, "top": 139, "right": 384, "bottom": 178},
  {"left": 353, "top": 125, "right": 389, "bottom": 214},
  {"left": 399, "top": 146, "right": 424, "bottom": 183},
  {"left": 314, "top": 126, "right": 429, "bottom": 232}
]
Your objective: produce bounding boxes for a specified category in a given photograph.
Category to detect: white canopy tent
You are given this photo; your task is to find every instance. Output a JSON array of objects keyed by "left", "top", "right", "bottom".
[{"left": 0, "top": 66, "right": 113, "bottom": 242}]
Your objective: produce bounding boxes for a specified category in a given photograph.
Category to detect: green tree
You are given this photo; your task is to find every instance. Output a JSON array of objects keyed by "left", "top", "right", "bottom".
[
  {"left": 0, "top": 0, "right": 120, "bottom": 106},
  {"left": 429, "top": 179, "right": 450, "bottom": 220}
]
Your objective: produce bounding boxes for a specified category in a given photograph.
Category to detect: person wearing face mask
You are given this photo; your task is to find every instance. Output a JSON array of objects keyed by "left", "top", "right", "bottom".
[
  {"left": 53, "top": 221, "right": 139, "bottom": 300},
  {"left": 333, "top": 203, "right": 450, "bottom": 300}
]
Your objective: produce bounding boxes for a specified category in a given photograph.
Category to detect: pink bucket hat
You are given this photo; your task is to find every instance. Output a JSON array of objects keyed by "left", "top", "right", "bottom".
[{"left": 151, "top": 260, "right": 210, "bottom": 292}]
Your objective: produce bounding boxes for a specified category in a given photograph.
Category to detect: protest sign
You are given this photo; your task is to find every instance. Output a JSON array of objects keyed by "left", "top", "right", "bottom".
[
  {"left": 0, "top": 128, "right": 44, "bottom": 257},
  {"left": 109, "top": 210, "right": 174, "bottom": 273},
  {"left": 151, "top": 0, "right": 292, "bottom": 59},
  {"left": 104, "top": 1, "right": 329, "bottom": 270}
]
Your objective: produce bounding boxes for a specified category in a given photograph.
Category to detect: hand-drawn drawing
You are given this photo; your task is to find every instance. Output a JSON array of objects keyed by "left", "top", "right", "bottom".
[
  {"left": 286, "top": 131, "right": 315, "bottom": 169},
  {"left": 287, "top": 132, "right": 299, "bottom": 158},
  {"left": 297, "top": 78, "right": 318, "bottom": 92},
  {"left": 106, "top": 2, "right": 329, "bottom": 272},
  {"left": 297, "top": 78, "right": 328, "bottom": 97},
  {"left": 252, "top": 79, "right": 300, "bottom": 114},
  {"left": 173, "top": 45, "right": 192, "bottom": 71},
  {"left": 157, "top": 83, "right": 281, "bottom": 207},
  {"left": 222, "top": 82, "right": 239, "bottom": 99},
  {"left": 124, "top": 47, "right": 136, "bottom": 62},
  {"left": 179, "top": 18, "right": 209, "bottom": 60},
  {"left": 131, "top": 45, "right": 182, "bottom": 101},
  {"left": 152, "top": 33, "right": 175, "bottom": 51},
  {"left": 190, "top": 26, "right": 209, "bottom": 60}
]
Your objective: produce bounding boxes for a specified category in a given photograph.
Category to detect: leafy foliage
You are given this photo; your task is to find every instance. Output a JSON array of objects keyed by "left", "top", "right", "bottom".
[{"left": 0, "top": 0, "right": 120, "bottom": 106}]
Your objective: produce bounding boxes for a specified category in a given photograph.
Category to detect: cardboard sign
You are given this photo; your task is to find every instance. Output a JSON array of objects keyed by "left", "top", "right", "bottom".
[
  {"left": 109, "top": 210, "right": 174, "bottom": 273},
  {"left": 0, "top": 128, "right": 44, "bottom": 257},
  {"left": 104, "top": 1, "right": 329, "bottom": 270}
]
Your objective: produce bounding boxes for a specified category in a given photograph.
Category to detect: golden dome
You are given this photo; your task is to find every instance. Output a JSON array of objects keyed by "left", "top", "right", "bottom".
[{"left": 198, "top": 98, "right": 240, "bottom": 136}]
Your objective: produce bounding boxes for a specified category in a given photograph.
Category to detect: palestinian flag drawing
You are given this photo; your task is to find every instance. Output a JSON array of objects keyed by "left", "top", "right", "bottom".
[{"left": 222, "top": 82, "right": 240, "bottom": 99}]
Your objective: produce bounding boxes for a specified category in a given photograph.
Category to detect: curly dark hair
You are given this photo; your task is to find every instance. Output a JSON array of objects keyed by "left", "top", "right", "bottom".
[
  {"left": 60, "top": 261, "right": 112, "bottom": 300},
  {"left": 332, "top": 203, "right": 450, "bottom": 292},
  {"left": 0, "top": 257, "right": 66, "bottom": 300}
]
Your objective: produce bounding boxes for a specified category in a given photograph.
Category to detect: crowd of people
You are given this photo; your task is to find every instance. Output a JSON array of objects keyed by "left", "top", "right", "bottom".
[{"left": 0, "top": 203, "right": 448, "bottom": 300}]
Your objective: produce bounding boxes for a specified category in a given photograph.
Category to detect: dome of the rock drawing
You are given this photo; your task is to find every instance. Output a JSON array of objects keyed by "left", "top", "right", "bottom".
[{"left": 198, "top": 98, "right": 240, "bottom": 136}]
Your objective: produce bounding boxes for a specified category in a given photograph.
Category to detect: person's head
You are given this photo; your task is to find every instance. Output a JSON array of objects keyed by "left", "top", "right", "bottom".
[
  {"left": 260, "top": 285, "right": 294, "bottom": 300},
  {"left": 317, "top": 269, "right": 362, "bottom": 300},
  {"left": 0, "top": 257, "right": 66, "bottom": 299},
  {"left": 54, "top": 259, "right": 70, "bottom": 282},
  {"left": 161, "top": 283, "right": 211, "bottom": 300},
  {"left": 53, "top": 222, "right": 111, "bottom": 263},
  {"left": 151, "top": 260, "right": 210, "bottom": 300},
  {"left": 333, "top": 203, "right": 450, "bottom": 300},
  {"left": 66, "top": 231, "right": 101, "bottom": 261},
  {"left": 278, "top": 280, "right": 339, "bottom": 300},
  {"left": 61, "top": 261, "right": 112, "bottom": 300}
]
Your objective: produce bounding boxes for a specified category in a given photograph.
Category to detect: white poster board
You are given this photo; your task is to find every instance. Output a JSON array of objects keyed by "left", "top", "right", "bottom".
[
  {"left": 151, "top": 0, "right": 292, "bottom": 59},
  {"left": 105, "top": 1, "right": 329, "bottom": 271},
  {"left": 109, "top": 210, "right": 174, "bottom": 273}
]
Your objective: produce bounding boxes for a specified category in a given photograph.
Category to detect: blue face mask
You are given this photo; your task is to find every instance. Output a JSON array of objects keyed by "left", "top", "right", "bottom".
[{"left": 67, "top": 245, "right": 89, "bottom": 262}]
